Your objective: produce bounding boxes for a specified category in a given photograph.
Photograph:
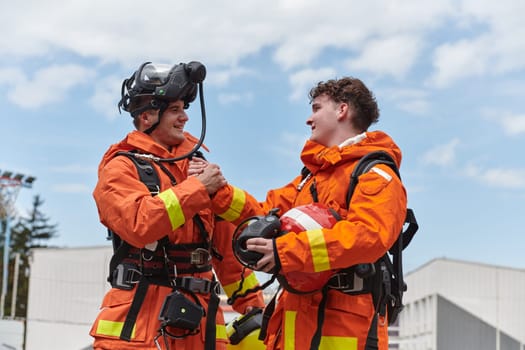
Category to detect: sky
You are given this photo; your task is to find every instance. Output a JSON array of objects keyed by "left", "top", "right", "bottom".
[{"left": 1, "top": 0, "right": 524, "bottom": 273}]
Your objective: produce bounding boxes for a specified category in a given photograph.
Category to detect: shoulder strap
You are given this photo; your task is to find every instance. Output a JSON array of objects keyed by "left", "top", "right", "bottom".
[
  {"left": 346, "top": 150, "right": 418, "bottom": 252},
  {"left": 107, "top": 153, "right": 162, "bottom": 283},
  {"left": 124, "top": 153, "right": 161, "bottom": 195},
  {"left": 346, "top": 151, "right": 398, "bottom": 208}
]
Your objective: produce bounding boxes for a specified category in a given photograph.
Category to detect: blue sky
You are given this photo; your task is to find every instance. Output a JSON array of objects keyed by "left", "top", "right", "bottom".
[{"left": 1, "top": 0, "right": 524, "bottom": 273}]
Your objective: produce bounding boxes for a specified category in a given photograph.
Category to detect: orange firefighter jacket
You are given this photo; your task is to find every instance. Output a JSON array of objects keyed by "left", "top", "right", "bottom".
[
  {"left": 211, "top": 131, "right": 407, "bottom": 350},
  {"left": 90, "top": 130, "right": 264, "bottom": 350}
]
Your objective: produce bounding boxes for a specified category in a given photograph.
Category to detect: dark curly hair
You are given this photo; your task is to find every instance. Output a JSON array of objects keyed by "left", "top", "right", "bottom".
[{"left": 309, "top": 77, "right": 380, "bottom": 132}]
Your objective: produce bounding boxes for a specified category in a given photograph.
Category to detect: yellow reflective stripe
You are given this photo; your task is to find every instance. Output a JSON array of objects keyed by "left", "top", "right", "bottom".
[
  {"left": 319, "top": 336, "right": 357, "bottom": 350},
  {"left": 222, "top": 272, "right": 259, "bottom": 297},
  {"left": 216, "top": 324, "right": 227, "bottom": 340},
  {"left": 96, "top": 320, "right": 135, "bottom": 338},
  {"left": 218, "top": 186, "right": 246, "bottom": 222},
  {"left": 158, "top": 189, "right": 185, "bottom": 230},
  {"left": 284, "top": 311, "right": 296, "bottom": 350},
  {"left": 306, "top": 228, "right": 330, "bottom": 272}
]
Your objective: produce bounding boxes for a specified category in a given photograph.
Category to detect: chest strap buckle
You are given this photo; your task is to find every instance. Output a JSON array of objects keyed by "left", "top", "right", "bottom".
[
  {"left": 327, "top": 271, "right": 365, "bottom": 293},
  {"left": 190, "top": 248, "right": 212, "bottom": 267}
]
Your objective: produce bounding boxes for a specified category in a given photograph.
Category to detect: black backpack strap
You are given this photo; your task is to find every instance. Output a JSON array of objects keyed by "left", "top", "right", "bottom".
[
  {"left": 204, "top": 275, "right": 221, "bottom": 350},
  {"left": 123, "top": 152, "right": 161, "bottom": 195},
  {"left": 120, "top": 277, "right": 150, "bottom": 340},
  {"left": 364, "top": 313, "right": 379, "bottom": 350},
  {"left": 346, "top": 151, "right": 398, "bottom": 207},
  {"left": 107, "top": 153, "right": 162, "bottom": 281},
  {"left": 259, "top": 289, "right": 278, "bottom": 341},
  {"left": 309, "top": 286, "right": 329, "bottom": 350}
]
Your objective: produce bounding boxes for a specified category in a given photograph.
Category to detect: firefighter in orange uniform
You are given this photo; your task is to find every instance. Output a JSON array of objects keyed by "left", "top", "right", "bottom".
[
  {"left": 90, "top": 62, "right": 264, "bottom": 350},
  {"left": 198, "top": 77, "right": 407, "bottom": 350}
]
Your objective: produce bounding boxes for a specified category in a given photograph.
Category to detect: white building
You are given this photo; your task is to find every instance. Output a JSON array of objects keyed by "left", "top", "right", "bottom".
[
  {"left": 398, "top": 258, "right": 525, "bottom": 350},
  {"left": 25, "top": 246, "right": 113, "bottom": 350},
  {"left": 14, "top": 248, "right": 525, "bottom": 350}
]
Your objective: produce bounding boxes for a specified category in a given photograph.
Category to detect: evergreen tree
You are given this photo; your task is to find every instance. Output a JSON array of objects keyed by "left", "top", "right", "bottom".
[{"left": 2, "top": 195, "right": 58, "bottom": 317}]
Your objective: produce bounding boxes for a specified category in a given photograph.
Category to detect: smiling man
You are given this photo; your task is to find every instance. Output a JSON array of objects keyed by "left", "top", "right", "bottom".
[
  {"left": 208, "top": 77, "right": 408, "bottom": 350},
  {"left": 90, "top": 62, "right": 265, "bottom": 350}
]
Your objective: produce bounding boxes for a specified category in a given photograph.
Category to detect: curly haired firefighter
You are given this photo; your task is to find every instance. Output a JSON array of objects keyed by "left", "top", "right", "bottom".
[
  {"left": 90, "top": 62, "right": 264, "bottom": 350},
  {"left": 199, "top": 77, "right": 409, "bottom": 350}
]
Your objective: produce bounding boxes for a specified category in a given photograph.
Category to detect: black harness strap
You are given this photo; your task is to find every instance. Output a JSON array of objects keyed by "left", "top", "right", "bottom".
[
  {"left": 364, "top": 313, "right": 379, "bottom": 350},
  {"left": 107, "top": 154, "right": 161, "bottom": 286},
  {"left": 259, "top": 291, "right": 278, "bottom": 341},
  {"left": 346, "top": 151, "right": 399, "bottom": 206},
  {"left": 120, "top": 277, "right": 150, "bottom": 341},
  {"left": 309, "top": 286, "right": 329, "bottom": 350},
  {"left": 204, "top": 276, "right": 220, "bottom": 350}
]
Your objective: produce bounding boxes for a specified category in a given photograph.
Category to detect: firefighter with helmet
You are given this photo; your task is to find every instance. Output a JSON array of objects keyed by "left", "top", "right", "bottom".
[
  {"left": 89, "top": 61, "right": 264, "bottom": 350},
  {"left": 192, "top": 76, "right": 408, "bottom": 349}
]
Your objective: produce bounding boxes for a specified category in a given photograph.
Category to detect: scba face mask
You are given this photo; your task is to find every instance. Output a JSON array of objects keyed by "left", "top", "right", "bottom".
[{"left": 118, "top": 61, "right": 206, "bottom": 115}]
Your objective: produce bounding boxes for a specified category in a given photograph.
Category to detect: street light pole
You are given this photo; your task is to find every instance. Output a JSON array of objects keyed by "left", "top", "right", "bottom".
[{"left": 0, "top": 171, "right": 35, "bottom": 318}]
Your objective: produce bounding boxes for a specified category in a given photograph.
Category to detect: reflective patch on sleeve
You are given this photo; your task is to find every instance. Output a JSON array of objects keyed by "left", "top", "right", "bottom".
[
  {"left": 222, "top": 272, "right": 259, "bottom": 297},
  {"left": 371, "top": 166, "right": 392, "bottom": 181},
  {"left": 218, "top": 186, "right": 246, "bottom": 222},
  {"left": 216, "top": 324, "right": 227, "bottom": 340},
  {"left": 96, "top": 320, "right": 135, "bottom": 338},
  {"left": 158, "top": 189, "right": 185, "bottom": 230},
  {"left": 306, "top": 228, "right": 330, "bottom": 272}
]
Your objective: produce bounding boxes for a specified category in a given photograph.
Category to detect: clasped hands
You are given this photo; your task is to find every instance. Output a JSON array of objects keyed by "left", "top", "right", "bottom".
[{"left": 188, "top": 158, "right": 277, "bottom": 273}]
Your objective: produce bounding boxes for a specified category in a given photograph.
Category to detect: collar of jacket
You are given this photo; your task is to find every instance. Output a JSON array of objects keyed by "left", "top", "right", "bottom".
[
  {"left": 299, "top": 130, "right": 402, "bottom": 173},
  {"left": 99, "top": 130, "right": 209, "bottom": 170}
]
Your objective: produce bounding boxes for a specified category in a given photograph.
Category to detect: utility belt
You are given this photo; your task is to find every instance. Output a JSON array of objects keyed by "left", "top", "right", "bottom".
[
  {"left": 109, "top": 240, "right": 222, "bottom": 345},
  {"left": 111, "top": 261, "right": 219, "bottom": 294},
  {"left": 126, "top": 244, "right": 212, "bottom": 271},
  {"left": 326, "top": 263, "right": 377, "bottom": 294},
  {"left": 326, "top": 260, "right": 396, "bottom": 324}
]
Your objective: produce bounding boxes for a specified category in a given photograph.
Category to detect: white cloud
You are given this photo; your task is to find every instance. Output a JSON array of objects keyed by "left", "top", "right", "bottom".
[
  {"left": 498, "top": 114, "right": 525, "bottom": 136},
  {"left": 428, "top": 0, "right": 525, "bottom": 87},
  {"left": 7, "top": 64, "right": 95, "bottom": 109},
  {"left": 217, "top": 92, "right": 254, "bottom": 105},
  {"left": 428, "top": 37, "right": 490, "bottom": 87},
  {"left": 345, "top": 35, "right": 422, "bottom": 79},
  {"left": 422, "top": 138, "right": 460, "bottom": 167},
  {"left": 89, "top": 75, "right": 122, "bottom": 120},
  {"left": 49, "top": 164, "right": 96, "bottom": 174},
  {"left": 288, "top": 67, "right": 337, "bottom": 101},
  {"left": 208, "top": 67, "right": 256, "bottom": 87},
  {"left": 0, "top": 0, "right": 523, "bottom": 101},
  {"left": 51, "top": 183, "right": 92, "bottom": 194},
  {"left": 381, "top": 88, "right": 430, "bottom": 115},
  {"left": 268, "top": 131, "right": 309, "bottom": 160},
  {"left": 482, "top": 109, "right": 525, "bottom": 137},
  {"left": 0, "top": 1, "right": 453, "bottom": 78},
  {"left": 464, "top": 164, "right": 525, "bottom": 189},
  {"left": 0, "top": 67, "right": 25, "bottom": 86}
]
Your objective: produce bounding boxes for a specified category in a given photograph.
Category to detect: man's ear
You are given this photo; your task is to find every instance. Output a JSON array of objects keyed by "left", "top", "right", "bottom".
[
  {"left": 137, "top": 111, "right": 156, "bottom": 131},
  {"left": 337, "top": 102, "right": 349, "bottom": 121},
  {"left": 141, "top": 111, "right": 151, "bottom": 126}
]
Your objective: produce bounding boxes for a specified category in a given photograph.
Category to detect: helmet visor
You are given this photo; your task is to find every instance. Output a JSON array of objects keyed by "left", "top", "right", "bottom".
[{"left": 136, "top": 63, "right": 172, "bottom": 90}]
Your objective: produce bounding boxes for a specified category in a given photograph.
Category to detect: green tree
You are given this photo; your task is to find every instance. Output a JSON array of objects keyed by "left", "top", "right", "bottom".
[{"left": 1, "top": 195, "right": 58, "bottom": 317}]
